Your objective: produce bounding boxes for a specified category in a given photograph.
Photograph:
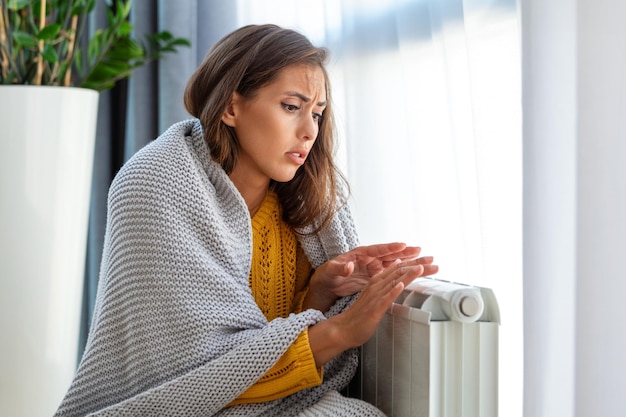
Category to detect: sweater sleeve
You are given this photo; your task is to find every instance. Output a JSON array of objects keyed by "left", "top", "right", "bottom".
[{"left": 228, "top": 327, "right": 322, "bottom": 405}]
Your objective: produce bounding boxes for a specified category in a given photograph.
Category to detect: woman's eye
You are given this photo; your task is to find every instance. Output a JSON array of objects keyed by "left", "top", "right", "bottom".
[
  {"left": 313, "top": 113, "right": 323, "bottom": 123},
  {"left": 282, "top": 103, "right": 299, "bottom": 112}
]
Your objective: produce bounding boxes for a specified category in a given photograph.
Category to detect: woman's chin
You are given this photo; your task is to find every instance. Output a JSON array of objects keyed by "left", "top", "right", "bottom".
[{"left": 272, "top": 169, "right": 301, "bottom": 183}]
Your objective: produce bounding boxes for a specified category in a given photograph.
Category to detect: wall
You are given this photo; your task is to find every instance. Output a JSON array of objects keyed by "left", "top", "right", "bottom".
[{"left": 522, "top": 0, "right": 626, "bottom": 416}]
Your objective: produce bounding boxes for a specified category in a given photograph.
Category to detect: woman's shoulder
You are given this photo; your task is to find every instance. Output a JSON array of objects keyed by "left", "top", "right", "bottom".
[
  {"left": 107, "top": 119, "right": 244, "bottom": 216},
  {"left": 124, "top": 119, "right": 203, "bottom": 170},
  {"left": 111, "top": 119, "right": 213, "bottom": 189}
]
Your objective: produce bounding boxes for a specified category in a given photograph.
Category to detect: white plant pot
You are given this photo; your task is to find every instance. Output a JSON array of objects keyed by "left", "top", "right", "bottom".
[{"left": 0, "top": 85, "right": 99, "bottom": 417}]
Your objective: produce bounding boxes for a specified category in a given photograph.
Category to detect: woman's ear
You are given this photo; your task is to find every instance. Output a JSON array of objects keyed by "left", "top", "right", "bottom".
[{"left": 221, "top": 92, "right": 239, "bottom": 127}]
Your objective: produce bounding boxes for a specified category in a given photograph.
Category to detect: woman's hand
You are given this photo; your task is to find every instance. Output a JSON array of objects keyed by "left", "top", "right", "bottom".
[
  {"left": 303, "top": 242, "right": 437, "bottom": 312},
  {"left": 308, "top": 257, "right": 438, "bottom": 366}
]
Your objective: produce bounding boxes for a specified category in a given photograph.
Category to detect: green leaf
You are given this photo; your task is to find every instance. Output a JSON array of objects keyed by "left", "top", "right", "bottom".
[
  {"left": 87, "top": 0, "right": 97, "bottom": 13},
  {"left": 74, "top": 49, "right": 84, "bottom": 74},
  {"left": 155, "top": 31, "right": 174, "bottom": 41},
  {"left": 106, "top": 8, "right": 115, "bottom": 29},
  {"left": 108, "top": 37, "right": 145, "bottom": 60},
  {"left": 118, "top": 21, "right": 133, "bottom": 36},
  {"left": 91, "top": 61, "right": 132, "bottom": 80},
  {"left": 120, "top": 0, "right": 132, "bottom": 19},
  {"left": 70, "top": 0, "right": 94, "bottom": 15},
  {"left": 41, "top": 44, "right": 59, "bottom": 63},
  {"left": 171, "top": 38, "right": 192, "bottom": 47},
  {"left": 7, "top": 0, "right": 30, "bottom": 11},
  {"left": 12, "top": 31, "right": 38, "bottom": 48},
  {"left": 57, "top": 61, "right": 70, "bottom": 79},
  {"left": 87, "top": 30, "right": 103, "bottom": 63},
  {"left": 83, "top": 59, "right": 134, "bottom": 91},
  {"left": 38, "top": 24, "right": 62, "bottom": 41},
  {"left": 83, "top": 79, "right": 116, "bottom": 92}
]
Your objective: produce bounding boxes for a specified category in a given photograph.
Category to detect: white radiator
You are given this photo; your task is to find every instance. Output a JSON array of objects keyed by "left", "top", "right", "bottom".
[{"left": 346, "top": 278, "right": 500, "bottom": 417}]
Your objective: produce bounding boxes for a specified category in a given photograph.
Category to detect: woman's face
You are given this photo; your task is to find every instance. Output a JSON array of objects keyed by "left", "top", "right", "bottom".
[{"left": 223, "top": 64, "right": 327, "bottom": 187}]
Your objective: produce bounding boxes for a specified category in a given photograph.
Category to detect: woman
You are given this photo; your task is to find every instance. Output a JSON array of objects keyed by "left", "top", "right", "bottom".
[{"left": 55, "top": 24, "right": 437, "bottom": 416}]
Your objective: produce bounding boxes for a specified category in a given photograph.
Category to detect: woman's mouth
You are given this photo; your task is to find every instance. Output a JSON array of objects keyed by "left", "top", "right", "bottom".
[{"left": 286, "top": 150, "right": 307, "bottom": 165}]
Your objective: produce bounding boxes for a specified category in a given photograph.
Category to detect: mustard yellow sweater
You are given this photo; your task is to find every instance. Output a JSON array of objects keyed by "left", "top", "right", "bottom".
[{"left": 230, "top": 192, "right": 323, "bottom": 405}]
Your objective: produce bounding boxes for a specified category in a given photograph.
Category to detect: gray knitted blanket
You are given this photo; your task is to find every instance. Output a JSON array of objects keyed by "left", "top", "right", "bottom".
[{"left": 54, "top": 119, "right": 385, "bottom": 416}]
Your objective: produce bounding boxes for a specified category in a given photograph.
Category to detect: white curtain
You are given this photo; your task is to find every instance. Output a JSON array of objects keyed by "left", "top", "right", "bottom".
[{"left": 522, "top": 0, "right": 626, "bottom": 416}]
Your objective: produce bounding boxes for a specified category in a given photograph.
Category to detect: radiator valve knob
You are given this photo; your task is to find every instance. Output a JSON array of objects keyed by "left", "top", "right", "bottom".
[{"left": 460, "top": 296, "right": 482, "bottom": 318}]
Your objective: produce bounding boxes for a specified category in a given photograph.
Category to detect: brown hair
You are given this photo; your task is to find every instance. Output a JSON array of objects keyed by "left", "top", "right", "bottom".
[{"left": 184, "top": 24, "right": 348, "bottom": 233}]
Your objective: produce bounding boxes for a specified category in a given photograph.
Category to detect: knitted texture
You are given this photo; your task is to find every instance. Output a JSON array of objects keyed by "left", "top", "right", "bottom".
[
  {"left": 249, "top": 191, "right": 313, "bottom": 317},
  {"left": 296, "top": 391, "right": 386, "bottom": 417},
  {"left": 231, "top": 192, "right": 322, "bottom": 404},
  {"left": 249, "top": 191, "right": 307, "bottom": 320},
  {"left": 54, "top": 119, "right": 370, "bottom": 417}
]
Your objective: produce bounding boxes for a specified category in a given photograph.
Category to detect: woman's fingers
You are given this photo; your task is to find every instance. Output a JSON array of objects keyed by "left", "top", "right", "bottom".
[
  {"left": 349, "top": 242, "right": 416, "bottom": 261},
  {"left": 338, "top": 262, "right": 425, "bottom": 347},
  {"left": 371, "top": 244, "right": 422, "bottom": 263},
  {"left": 384, "top": 256, "right": 438, "bottom": 275},
  {"left": 378, "top": 247, "right": 434, "bottom": 267},
  {"left": 357, "top": 260, "right": 421, "bottom": 306},
  {"left": 416, "top": 256, "right": 434, "bottom": 264},
  {"left": 380, "top": 261, "right": 425, "bottom": 290},
  {"left": 422, "top": 263, "right": 439, "bottom": 276},
  {"left": 322, "top": 259, "right": 354, "bottom": 278},
  {"left": 324, "top": 247, "right": 439, "bottom": 350},
  {"left": 347, "top": 243, "right": 434, "bottom": 275}
]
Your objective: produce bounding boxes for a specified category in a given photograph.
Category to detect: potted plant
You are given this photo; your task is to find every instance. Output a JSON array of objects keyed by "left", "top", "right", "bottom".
[
  {"left": 0, "top": 1, "right": 189, "bottom": 415},
  {"left": 0, "top": 0, "right": 189, "bottom": 89}
]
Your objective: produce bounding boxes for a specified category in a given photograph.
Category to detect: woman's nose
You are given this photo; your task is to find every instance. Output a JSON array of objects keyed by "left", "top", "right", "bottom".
[{"left": 299, "top": 115, "right": 318, "bottom": 142}]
